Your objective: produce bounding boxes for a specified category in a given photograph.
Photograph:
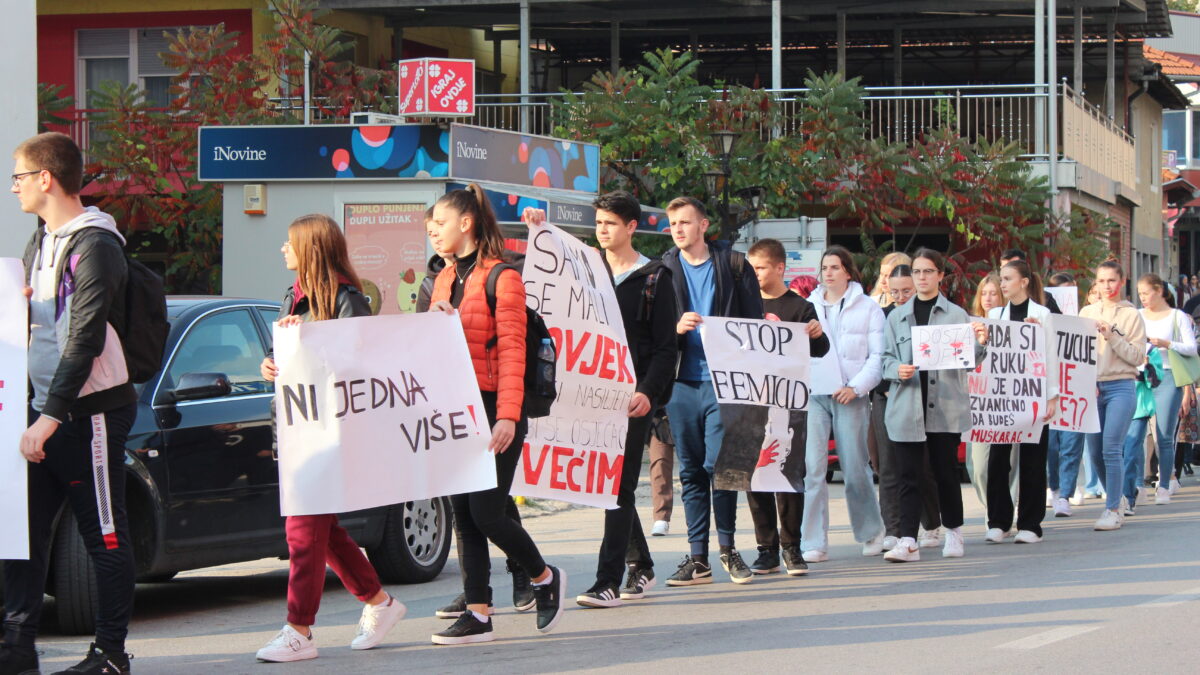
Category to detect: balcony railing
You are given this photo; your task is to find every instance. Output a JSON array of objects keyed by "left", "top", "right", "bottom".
[{"left": 1060, "top": 83, "right": 1136, "bottom": 190}]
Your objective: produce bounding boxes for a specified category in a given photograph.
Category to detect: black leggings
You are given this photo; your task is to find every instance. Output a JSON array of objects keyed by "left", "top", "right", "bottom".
[
  {"left": 451, "top": 392, "right": 546, "bottom": 605},
  {"left": 895, "top": 433, "right": 964, "bottom": 539},
  {"left": 987, "top": 427, "right": 1049, "bottom": 536}
]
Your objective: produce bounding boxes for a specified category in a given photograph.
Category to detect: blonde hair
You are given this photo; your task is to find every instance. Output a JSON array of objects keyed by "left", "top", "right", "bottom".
[
  {"left": 289, "top": 214, "right": 364, "bottom": 322},
  {"left": 871, "top": 252, "right": 913, "bottom": 303},
  {"left": 971, "top": 272, "right": 1001, "bottom": 318}
]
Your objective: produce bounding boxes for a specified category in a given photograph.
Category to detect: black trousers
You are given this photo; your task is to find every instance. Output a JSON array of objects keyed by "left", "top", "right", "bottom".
[
  {"left": 4, "top": 403, "right": 137, "bottom": 652},
  {"left": 747, "top": 491, "right": 803, "bottom": 550},
  {"left": 987, "top": 427, "right": 1049, "bottom": 536},
  {"left": 452, "top": 392, "right": 546, "bottom": 605},
  {"left": 595, "top": 414, "right": 654, "bottom": 586},
  {"left": 873, "top": 393, "right": 940, "bottom": 537},
  {"left": 895, "top": 433, "right": 964, "bottom": 539}
]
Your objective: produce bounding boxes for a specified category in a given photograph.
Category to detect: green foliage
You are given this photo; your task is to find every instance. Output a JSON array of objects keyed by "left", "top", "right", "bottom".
[{"left": 37, "top": 84, "right": 75, "bottom": 132}]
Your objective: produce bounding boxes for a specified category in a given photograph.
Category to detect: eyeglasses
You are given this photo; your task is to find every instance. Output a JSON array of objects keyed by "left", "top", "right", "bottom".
[
  {"left": 889, "top": 288, "right": 915, "bottom": 299},
  {"left": 911, "top": 268, "right": 939, "bottom": 277},
  {"left": 11, "top": 170, "right": 42, "bottom": 187}
]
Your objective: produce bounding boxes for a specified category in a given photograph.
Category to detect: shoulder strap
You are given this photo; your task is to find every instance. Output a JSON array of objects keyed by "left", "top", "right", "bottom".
[
  {"left": 729, "top": 249, "right": 745, "bottom": 282},
  {"left": 484, "top": 263, "right": 517, "bottom": 316},
  {"left": 639, "top": 267, "right": 661, "bottom": 322}
]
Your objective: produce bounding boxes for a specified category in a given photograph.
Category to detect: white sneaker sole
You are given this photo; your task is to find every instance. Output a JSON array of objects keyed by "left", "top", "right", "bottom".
[
  {"left": 620, "top": 576, "right": 656, "bottom": 599},
  {"left": 536, "top": 568, "right": 568, "bottom": 634},
  {"left": 351, "top": 601, "right": 407, "bottom": 650},
  {"left": 784, "top": 564, "right": 809, "bottom": 576},
  {"left": 666, "top": 575, "right": 713, "bottom": 586},
  {"left": 256, "top": 646, "right": 318, "bottom": 663},
  {"left": 431, "top": 631, "right": 495, "bottom": 645},
  {"left": 514, "top": 596, "right": 536, "bottom": 613},
  {"left": 752, "top": 566, "right": 780, "bottom": 574},
  {"left": 576, "top": 594, "right": 622, "bottom": 608},
  {"left": 884, "top": 552, "right": 919, "bottom": 563}
]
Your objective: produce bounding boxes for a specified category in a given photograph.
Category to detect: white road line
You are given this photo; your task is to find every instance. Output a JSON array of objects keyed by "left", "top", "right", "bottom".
[
  {"left": 997, "top": 625, "right": 1101, "bottom": 650},
  {"left": 1136, "top": 585, "right": 1200, "bottom": 608}
]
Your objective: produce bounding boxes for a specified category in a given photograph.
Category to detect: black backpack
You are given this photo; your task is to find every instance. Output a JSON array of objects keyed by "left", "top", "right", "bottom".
[
  {"left": 484, "top": 263, "right": 557, "bottom": 419},
  {"left": 94, "top": 232, "right": 168, "bottom": 384}
]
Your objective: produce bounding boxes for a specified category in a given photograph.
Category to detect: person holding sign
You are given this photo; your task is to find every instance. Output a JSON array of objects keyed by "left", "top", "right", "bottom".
[
  {"left": 966, "top": 272, "right": 1014, "bottom": 511},
  {"left": 427, "top": 185, "right": 567, "bottom": 643},
  {"left": 984, "top": 260, "right": 1058, "bottom": 544},
  {"left": 1079, "top": 260, "right": 1147, "bottom": 531},
  {"left": 881, "top": 249, "right": 988, "bottom": 562},
  {"left": 802, "top": 246, "right": 887, "bottom": 562},
  {"left": 1129, "top": 274, "right": 1196, "bottom": 506},
  {"left": 1046, "top": 273, "right": 1089, "bottom": 515}
]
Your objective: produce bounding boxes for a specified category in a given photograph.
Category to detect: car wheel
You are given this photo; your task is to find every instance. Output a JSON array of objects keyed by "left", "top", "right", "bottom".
[
  {"left": 52, "top": 510, "right": 98, "bottom": 636},
  {"left": 367, "top": 497, "right": 452, "bottom": 584}
]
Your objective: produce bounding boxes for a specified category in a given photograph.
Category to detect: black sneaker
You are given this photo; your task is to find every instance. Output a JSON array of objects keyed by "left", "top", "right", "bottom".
[
  {"left": 508, "top": 559, "right": 536, "bottom": 612},
  {"left": 51, "top": 643, "right": 130, "bottom": 675},
  {"left": 576, "top": 582, "right": 622, "bottom": 608},
  {"left": 620, "top": 565, "right": 657, "bottom": 600},
  {"left": 782, "top": 547, "right": 809, "bottom": 576},
  {"left": 533, "top": 565, "right": 567, "bottom": 633},
  {"left": 0, "top": 643, "right": 39, "bottom": 675},
  {"left": 665, "top": 555, "right": 713, "bottom": 586},
  {"left": 720, "top": 548, "right": 753, "bottom": 585},
  {"left": 431, "top": 612, "right": 495, "bottom": 645},
  {"left": 750, "top": 547, "right": 781, "bottom": 574},
  {"left": 435, "top": 592, "right": 493, "bottom": 619}
]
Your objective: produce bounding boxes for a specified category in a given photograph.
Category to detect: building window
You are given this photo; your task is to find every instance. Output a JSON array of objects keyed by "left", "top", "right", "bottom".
[
  {"left": 77, "top": 27, "right": 205, "bottom": 109},
  {"left": 1164, "top": 110, "right": 1186, "bottom": 165}
]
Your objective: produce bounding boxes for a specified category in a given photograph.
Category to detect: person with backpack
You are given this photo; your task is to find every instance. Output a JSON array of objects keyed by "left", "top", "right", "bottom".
[
  {"left": 426, "top": 184, "right": 566, "bottom": 644},
  {"left": 6, "top": 132, "right": 141, "bottom": 675}
]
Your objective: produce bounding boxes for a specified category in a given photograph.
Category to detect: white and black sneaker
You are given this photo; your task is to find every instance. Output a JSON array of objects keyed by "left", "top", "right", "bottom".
[
  {"left": 782, "top": 547, "right": 809, "bottom": 576},
  {"left": 576, "top": 582, "right": 622, "bottom": 608},
  {"left": 750, "top": 547, "right": 781, "bottom": 574},
  {"left": 620, "top": 565, "right": 657, "bottom": 599},
  {"left": 533, "top": 565, "right": 567, "bottom": 633},
  {"left": 435, "top": 592, "right": 493, "bottom": 619},
  {"left": 508, "top": 559, "right": 536, "bottom": 612},
  {"left": 665, "top": 555, "right": 713, "bottom": 586},
  {"left": 431, "top": 612, "right": 494, "bottom": 645},
  {"left": 720, "top": 548, "right": 754, "bottom": 585}
]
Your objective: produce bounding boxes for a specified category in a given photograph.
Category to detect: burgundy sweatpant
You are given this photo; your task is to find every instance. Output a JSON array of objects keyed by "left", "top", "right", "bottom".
[{"left": 285, "top": 514, "right": 383, "bottom": 626}]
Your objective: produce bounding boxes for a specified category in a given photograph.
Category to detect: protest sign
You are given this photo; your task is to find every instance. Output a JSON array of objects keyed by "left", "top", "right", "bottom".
[
  {"left": 1045, "top": 286, "right": 1080, "bottom": 316},
  {"left": 912, "top": 323, "right": 977, "bottom": 371},
  {"left": 274, "top": 312, "right": 495, "bottom": 516},
  {"left": 968, "top": 319, "right": 1048, "bottom": 445},
  {"left": 1045, "top": 314, "right": 1101, "bottom": 434},
  {"left": 0, "top": 258, "right": 29, "bottom": 559},
  {"left": 701, "top": 317, "right": 811, "bottom": 492},
  {"left": 515, "top": 223, "right": 633, "bottom": 509}
]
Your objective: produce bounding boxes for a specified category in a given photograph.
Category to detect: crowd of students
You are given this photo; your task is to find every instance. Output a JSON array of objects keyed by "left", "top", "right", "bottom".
[{"left": 4, "top": 131, "right": 1193, "bottom": 674}]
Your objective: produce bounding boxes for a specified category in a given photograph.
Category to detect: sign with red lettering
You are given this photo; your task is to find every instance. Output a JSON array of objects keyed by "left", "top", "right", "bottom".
[
  {"left": 967, "top": 319, "right": 1049, "bottom": 445},
  {"left": 514, "top": 223, "right": 633, "bottom": 508},
  {"left": 0, "top": 258, "right": 29, "bottom": 559},
  {"left": 398, "top": 58, "right": 475, "bottom": 117},
  {"left": 1045, "top": 314, "right": 1100, "bottom": 434}
]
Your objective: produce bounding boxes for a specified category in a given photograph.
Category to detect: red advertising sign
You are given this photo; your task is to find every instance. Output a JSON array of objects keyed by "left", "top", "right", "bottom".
[
  {"left": 344, "top": 203, "right": 429, "bottom": 315},
  {"left": 398, "top": 58, "right": 475, "bottom": 117}
]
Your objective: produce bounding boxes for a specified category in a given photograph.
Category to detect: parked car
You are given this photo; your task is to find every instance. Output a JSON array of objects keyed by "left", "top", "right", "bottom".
[{"left": 5, "top": 297, "right": 452, "bottom": 635}]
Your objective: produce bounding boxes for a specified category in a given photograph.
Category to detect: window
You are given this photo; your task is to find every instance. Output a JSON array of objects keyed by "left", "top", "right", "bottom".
[
  {"left": 1164, "top": 110, "right": 1186, "bottom": 160},
  {"left": 77, "top": 27, "right": 207, "bottom": 108},
  {"left": 165, "top": 309, "right": 269, "bottom": 398}
]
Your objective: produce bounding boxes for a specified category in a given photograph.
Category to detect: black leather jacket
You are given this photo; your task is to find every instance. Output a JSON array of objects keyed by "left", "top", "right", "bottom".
[{"left": 276, "top": 283, "right": 372, "bottom": 322}]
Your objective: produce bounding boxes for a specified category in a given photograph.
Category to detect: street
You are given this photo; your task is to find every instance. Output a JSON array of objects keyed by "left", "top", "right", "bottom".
[{"left": 33, "top": 482, "right": 1200, "bottom": 674}]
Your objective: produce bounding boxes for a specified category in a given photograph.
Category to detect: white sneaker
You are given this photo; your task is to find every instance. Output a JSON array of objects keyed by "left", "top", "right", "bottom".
[
  {"left": 651, "top": 520, "right": 670, "bottom": 536},
  {"left": 1045, "top": 488, "right": 1056, "bottom": 508},
  {"left": 1137, "top": 486, "right": 1149, "bottom": 506},
  {"left": 802, "top": 550, "right": 828, "bottom": 563},
  {"left": 881, "top": 535, "right": 899, "bottom": 551},
  {"left": 1094, "top": 509, "right": 1122, "bottom": 531},
  {"left": 1069, "top": 488, "right": 1086, "bottom": 507},
  {"left": 1169, "top": 478, "right": 1181, "bottom": 495},
  {"left": 1053, "top": 497, "right": 1072, "bottom": 517},
  {"left": 1155, "top": 487, "right": 1171, "bottom": 505},
  {"left": 942, "top": 527, "right": 965, "bottom": 558},
  {"left": 1122, "top": 496, "right": 1135, "bottom": 517},
  {"left": 1014, "top": 529, "right": 1042, "bottom": 544},
  {"left": 862, "top": 533, "right": 885, "bottom": 557},
  {"left": 883, "top": 537, "right": 919, "bottom": 563},
  {"left": 918, "top": 527, "right": 943, "bottom": 549},
  {"left": 351, "top": 594, "right": 407, "bottom": 650},
  {"left": 985, "top": 527, "right": 1008, "bottom": 543},
  {"left": 257, "top": 625, "right": 318, "bottom": 662}
]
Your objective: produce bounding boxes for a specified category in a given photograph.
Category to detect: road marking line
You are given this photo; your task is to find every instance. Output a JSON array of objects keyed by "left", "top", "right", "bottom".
[
  {"left": 997, "top": 625, "right": 1101, "bottom": 650},
  {"left": 1136, "top": 585, "right": 1200, "bottom": 608}
]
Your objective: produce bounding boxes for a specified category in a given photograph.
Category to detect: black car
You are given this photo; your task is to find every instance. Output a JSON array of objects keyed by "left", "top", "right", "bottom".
[{"left": 16, "top": 297, "right": 453, "bottom": 635}]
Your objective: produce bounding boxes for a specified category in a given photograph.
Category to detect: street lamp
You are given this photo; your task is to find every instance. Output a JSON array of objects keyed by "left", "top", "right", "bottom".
[{"left": 706, "top": 128, "right": 765, "bottom": 240}]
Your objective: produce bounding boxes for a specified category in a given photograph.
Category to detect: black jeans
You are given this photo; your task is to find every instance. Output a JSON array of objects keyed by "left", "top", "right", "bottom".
[
  {"left": 4, "top": 403, "right": 137, "bottom": 652},
  {"left": 873, "top": 393, "right": 940, "bottom": 537},
  {"left": 987, "top": 427, "right": 1049, "bottom": 536},
  {"left": 451, "top": 392, "right": 546, "bottom": 605},
  {"left": 595, "top": 414, "right": 654, "bottom": 586},
  {"left": 747, "top": 491, "right": 803, "bottom": 550},
  {"left": 895, "top": 433, "right": 964, "bottom": 539}
]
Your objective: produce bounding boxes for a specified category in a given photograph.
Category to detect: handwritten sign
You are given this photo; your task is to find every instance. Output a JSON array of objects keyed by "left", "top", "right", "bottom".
[
  {"left": 515, "top": 223, "right": 633, "bottom": 509},
  {"left": 1046, "top": 286, "right": 1080, "bottom": 316},
  {"left": 274, "top": 313, "right": 495, "bottom": 516},
  {"left": 967, "top": 319, "right": 1048, "bottom": 444},
  {"left": 0, "top": 258, "right": 28, "bottom": 559},
  {"left": 1046, "top": 314, "right": 1100, "bottom": 434},
  {"left": 912, "top": 323, "right": 976, "bottom": 371}
]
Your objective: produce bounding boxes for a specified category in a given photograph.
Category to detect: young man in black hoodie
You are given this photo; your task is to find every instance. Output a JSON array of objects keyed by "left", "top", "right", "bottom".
[
  {"left": 660, "top": 197, "right": 764, "bottom": 586},
  {"left": 5, "top": 133, "right": 136, "bottom": 675}
]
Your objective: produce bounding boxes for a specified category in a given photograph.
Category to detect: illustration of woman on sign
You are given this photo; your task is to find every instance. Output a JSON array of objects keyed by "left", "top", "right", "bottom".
[{"left": 750, "top": 406, "right": 805, "bottom": 493}]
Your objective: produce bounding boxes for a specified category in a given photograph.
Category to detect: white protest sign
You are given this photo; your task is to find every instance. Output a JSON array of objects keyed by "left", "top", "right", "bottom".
[
  {"left": 967, "top": 319, "right": 1048, "bottom": 445},
  {"left": 1046, "top": 314, "right": 1101, "bottom": 434},
  {"left": 1046, "top": 286, "right": 1079, "bottom": 316},
  {"left": 700, "top": 317, "right": 811, "bottom": 410},
  {"left": 274, "top": 312, "right": 495, "bottom": 516},
  {"left": 0, "top": 258, "right": 29, "bottom": 559},
  {"left": 515, "top": 223, "right": 633, "bottom": 509},
  {"left": 912, "top": 323, "right": 976, "bottom": 371}
]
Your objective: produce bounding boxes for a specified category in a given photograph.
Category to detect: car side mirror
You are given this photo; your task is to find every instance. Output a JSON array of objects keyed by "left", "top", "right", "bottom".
[{"left": 170, "top": 372, "right": 232, "bottom": 402}]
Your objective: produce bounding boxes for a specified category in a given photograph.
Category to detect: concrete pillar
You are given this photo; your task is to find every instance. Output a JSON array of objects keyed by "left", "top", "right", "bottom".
[
  {"left": 1048, "top": 0, "right": 1059, "bottom": 210},
  {"left": 1035, "top": 0, "right": 1045, "bottom": 157},
  {"left": 610, "top": 21, "right": 620, "bottom": 74},
  {"left": 836, "top": 12, "right": 846, "bottom": 75},
  {"left": 771, "top": 0, "right": 782, "bottom": 89},
  {"left": 0, "top": 0, "right": 35, "bottom": 258},
  {"left": 1073, "top": 5, "right": 1083, "bottom": 94},
  {"left": 1106, "top": 16, "right": 1116, "bottom": 118},
  {"left": 520, "top": 0, "right": 530, "bottom": 133},
  {"left": 893, "top": 28, "right": 902, "bottom": 86}
]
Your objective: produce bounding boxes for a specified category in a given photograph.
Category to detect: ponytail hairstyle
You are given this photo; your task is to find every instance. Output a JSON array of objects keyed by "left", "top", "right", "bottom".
[
  {"left": 288, "top": 214, "right": 364, "bottom": 322},
  {"left": 1138, "top": 273, "right": 1175, "bottom": 308},
  {"left": 820, "top": 245, "right": 863, "bottom": 285},
  {"left": 1097, "top": 258, "right": 1125, "bottom": 280},
  {"left": 871, "top": 251, "right": 912, "bottom": 299},
  {"left": 435, "top": 183, "right": 506, "bottom": 262},
  {"left": 1001, "top": 259, "right": 1045, "bottom": 306},
  {"left": 889, "top": 264, "right": 913, "bottom": 279}
]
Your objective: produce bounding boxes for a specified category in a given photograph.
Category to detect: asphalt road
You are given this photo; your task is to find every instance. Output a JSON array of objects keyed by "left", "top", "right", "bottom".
[{"left": 32, "top": 481, "right": 1200, "bottom": 674}]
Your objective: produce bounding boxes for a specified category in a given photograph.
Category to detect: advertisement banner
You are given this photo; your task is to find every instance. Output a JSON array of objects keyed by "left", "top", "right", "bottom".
[
  {"left": 515, "top": 223, "right": 633, "bottom": 508},
  {"left": 1046, "top": 314, "right": 1101, "bottom": 434},
  {"left": 0, "top": 258, "right": 29, "bottom": 559},
  {"left": 344, "top": 203, "right": 429, "bottom": 315},
  {"left": 274, "top": 313, "right": 495, "bottom": 516},
  {"left": 398, "top": 58, "right": 475, "bottom": 116},
  {"left": 968, "top": 319, "right": 1049, "bottom": 445},
  {"left": 450, "top": 124, "right": 600, "bottom": 193}
]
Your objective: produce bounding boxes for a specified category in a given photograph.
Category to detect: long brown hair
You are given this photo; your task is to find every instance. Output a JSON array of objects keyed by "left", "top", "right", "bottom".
[
  {"left": 971, "top": 272, "right": 1001, "bottom": 318},
  {"left": 436, "top": 183, "right": 506, "bottom": 261},
  {"left": 1001, "top": 259, "right": 1045, "bottom": 306},
  {"left": 820, "top": 245, "right": 862, "bottom": 285},
  {"left": 289, "top": 214, "right": 363, "bottom": 321}
]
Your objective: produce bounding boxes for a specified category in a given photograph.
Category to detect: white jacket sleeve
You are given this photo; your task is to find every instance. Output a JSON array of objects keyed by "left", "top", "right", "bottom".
[{"left": 848, "top": 302, "right": 885, "bottom": 397}]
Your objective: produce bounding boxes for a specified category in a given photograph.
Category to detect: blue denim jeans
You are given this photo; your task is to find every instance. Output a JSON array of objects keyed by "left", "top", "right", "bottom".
[
  {"left": 1083, "top": 438, "right": 1105, "bottom": 495},
  {"left": 665, "top": 380, "right": 736, "bottom": 557},
  {"left": 802, "top": 394, "right": 884, "bottom": 552},
  {"left": 1122, "top": 416, "right": 1149, "bottom": 506},
  {"left": 1051, "top": 429, "right": 1086, "bottom": 497},
  {"left": 1085, "top": 379, "right": 1136, "bottom": 511},
  {"left": 1152, "top": 377, "right": 1185, "bottom": 487}
]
